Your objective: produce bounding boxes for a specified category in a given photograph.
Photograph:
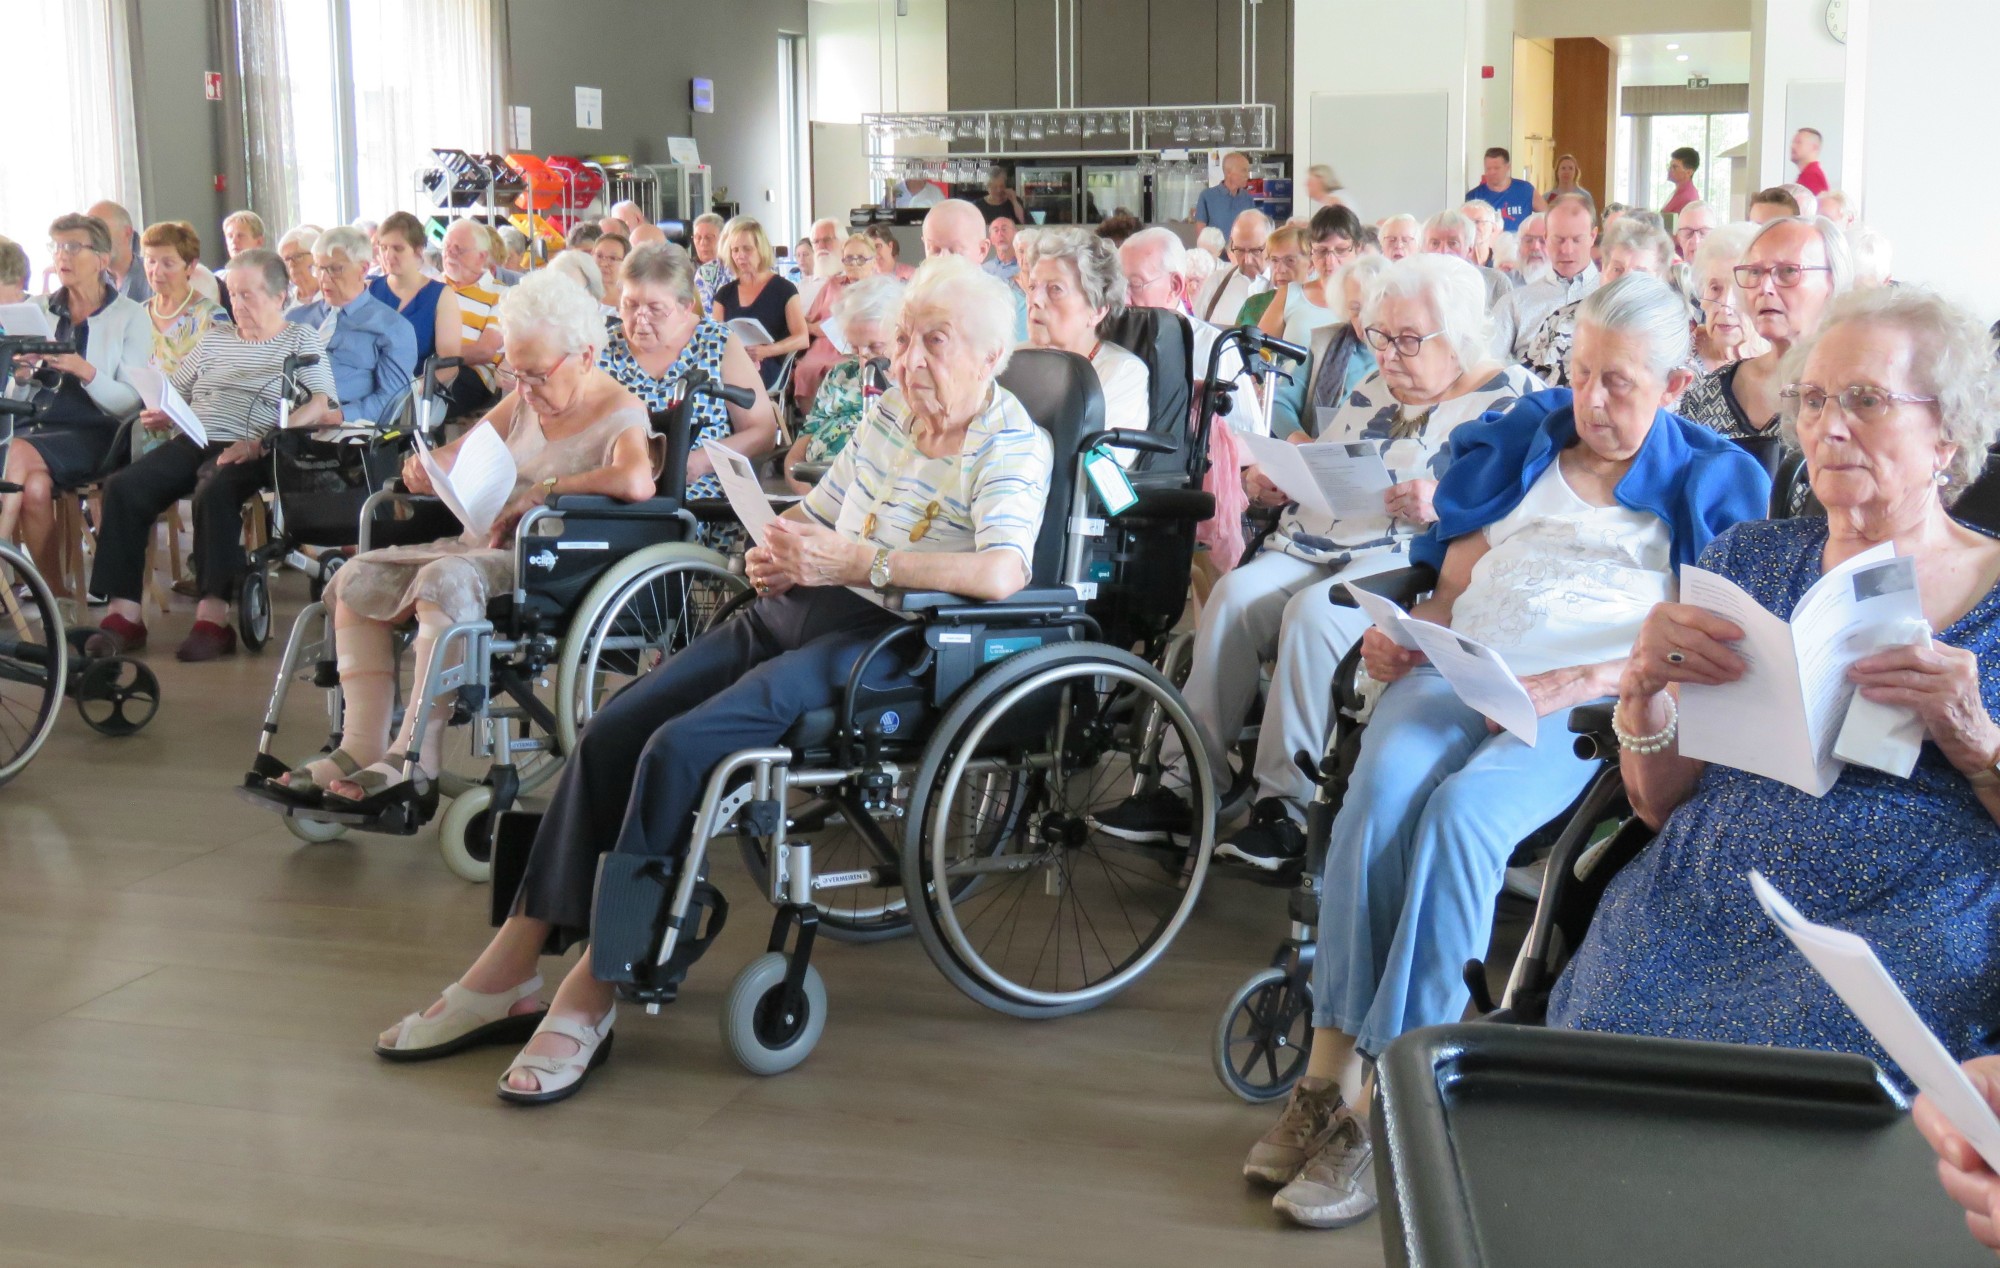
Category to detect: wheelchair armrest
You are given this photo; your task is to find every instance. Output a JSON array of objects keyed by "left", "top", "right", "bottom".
[
  {"left": 1568, "top": 702, "right": 1620, "bottom": 761},
  {"left": 540, "top": 493, "right": 684, "bottom": 519},
  {"left": 1330, "top": 565, "right": 1438, "bottom": 609},
  {"left": 788, "top": 460, "right": 830, "bottom": 486},
  {"left": 1079, "top": 428, "right": 1175, "bottom": 456},
  {"left": 358, "top": 486, "right": 445, "bottom": 553},
  {"left": 894, "top": 586, "right": 1082, "bottom": 624}
]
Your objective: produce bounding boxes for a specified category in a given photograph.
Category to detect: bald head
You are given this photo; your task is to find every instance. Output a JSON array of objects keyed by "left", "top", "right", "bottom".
[
  {"left": 630, "top": 224, "right": 667, "bottom": 248},
  {"left": 86, "top": 200, "right": 135, "bottom": 270},
  {"left": 1119, "top": 227, "right": 1190, "bottom": 309},
  {"left": 921, "top": 199, "right": 990, "bottom": 263},
  {"left": 611, "top": 200, "right": 645, "bottom": 231}
]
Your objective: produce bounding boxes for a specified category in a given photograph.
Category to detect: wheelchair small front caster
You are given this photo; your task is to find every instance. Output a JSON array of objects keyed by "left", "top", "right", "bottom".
[
  {"left": 73, "top": 656, "right": 160, "bottom": 736},
  {"left": 437, "top": 785, "right": 496, "bottom": 884},
  {"left": 238, "top": 568, "right": 272, "bottom": 651},
  {"left": 284, "top": 814, "right": 349, "bottom": 844},
  {"left": 1214, "top": 967, "right": 1314, "bottom": 1103},
  {"left": 721, "top": 951, "right": 826, "bottom": 1076}
]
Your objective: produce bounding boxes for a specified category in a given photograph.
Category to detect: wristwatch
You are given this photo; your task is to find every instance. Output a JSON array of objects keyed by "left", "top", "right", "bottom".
[
  {"left": 1968, "top": 748, "right": 2000, "bottom": 792},
  {"left": 869, "top": 547, "right": 894, "bottom": 591}
]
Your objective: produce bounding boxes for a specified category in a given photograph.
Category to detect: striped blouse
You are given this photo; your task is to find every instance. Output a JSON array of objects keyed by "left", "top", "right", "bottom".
[
  {"left": 169, "top": 321, "right": 340, "bottom": 443},
  {"left": 451, "top": 271, "right": 507, "bottom": 388},
  {"left": 801, "top": 384, "right": 1053, "bottom": 573}
]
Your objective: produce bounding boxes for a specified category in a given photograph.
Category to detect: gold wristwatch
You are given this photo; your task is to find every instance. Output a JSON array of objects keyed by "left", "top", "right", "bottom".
[{"left": 869, "top": 547, "right": 894, "bottom": 591}]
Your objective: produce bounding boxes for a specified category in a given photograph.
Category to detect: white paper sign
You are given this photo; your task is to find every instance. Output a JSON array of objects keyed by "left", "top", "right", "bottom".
[
  {"left": 509, "top": 105, "right": 532, "bottom": 150},
  {"left": 727, "top": 317, "right": 774, "bottom": 348},
  {"left": 1750, "top": 870, "right": 2000, "bottom": 1170},
  {"left": 1343, "top": 582, "right": 1541, "bottom": 746},
  {"left": 128, "top": 365, "right": 208, "bottom": 446},
  {"left": 0, "top": 303, "right": 55, "bottom": 339},
  {"left": 1239, "top": 432, "right": 1392, "bottom": 522},
  {"left": 416, "top": 420, "right": 516, "bottom": 538},
  {"left": 702, "top": 439, "right": 776, "bottom": 546},
  {"left": 575, "top": 86, "right": 603, "bottom": 131},
  {"left": 667, "top": 136, "right": 702, "bottom": 167}
]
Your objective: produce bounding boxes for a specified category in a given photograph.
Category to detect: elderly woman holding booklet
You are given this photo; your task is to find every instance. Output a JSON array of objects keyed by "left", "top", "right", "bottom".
[
  {"left": 259, "top": 270, "right": 655, "bottom": 817},
  {"left": 1238, "top": 274, "right": 1768, "bottom": 1233},
  {"left": 1550, "top": 285, "right": 2000, "bottom": 1091}
]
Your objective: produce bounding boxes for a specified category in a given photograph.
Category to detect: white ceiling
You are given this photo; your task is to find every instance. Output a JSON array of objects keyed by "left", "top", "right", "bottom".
[{"left": 1616, "top": 30, "right": 1752, "bottom": 86}]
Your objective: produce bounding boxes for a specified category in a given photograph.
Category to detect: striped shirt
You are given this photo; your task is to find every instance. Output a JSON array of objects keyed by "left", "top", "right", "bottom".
[
  {"left": 802, "top": 384, "right": 1053, "bottom": 575},
  {"left": 170, "top": 321, "right": 340, "bottom": 443},
  {"left": 451, "top": 270, "right": 508, "bottom": 387}
]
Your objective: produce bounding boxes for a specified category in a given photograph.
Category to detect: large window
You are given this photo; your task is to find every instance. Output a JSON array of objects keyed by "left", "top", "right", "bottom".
[{"left": 1615, "top": 111, "right": 1749, "bottom": 215}]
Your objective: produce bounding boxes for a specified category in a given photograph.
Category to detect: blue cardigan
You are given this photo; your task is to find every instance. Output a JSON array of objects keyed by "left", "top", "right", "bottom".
[{"left": 1412, "top": 388, "right": 1771, "bottom": 571}]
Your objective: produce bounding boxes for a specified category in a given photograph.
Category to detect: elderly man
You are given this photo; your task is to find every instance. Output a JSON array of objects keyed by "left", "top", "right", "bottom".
[
  {"left": 922, "top": 199, "right": 1027, "bottom": 341},
  {"left": 985, "top": 216, "right": 1020, "bottom": 283},
  {"left": 610, "top": 200, "right": 646, "bottom": 235},
  {"left": 629, "top": 223, "right": 667, "bottom": 250},
  {"left": 1378, "top": 214, "right": 1420, "bottom": 261},
  {"left": 1193, "top": 209, "right": 1272, "bottom": 324},
  {"left": 1672, "top": 200, "right": 1717, "bottom": 262},
  {"left": 1514, "top": 212, "right": 1549, "bottom": 284},
  {"left": 1662, "top": 146, "right": 1701, "bottom": 215},
  {"left": 690, "top": 212, "right": 729, "bottom": 312},
  {"left": 85, "top": 200, "right": 149, "bottom": 302},
  {"left": 278, "top": 226, "right": 322, "bottom": 306},
  {"left": 285, "top": 226, "right": 418, "bottom": 425},
  {"left": 440, "top": 219, "right": 509, "bottom": 416},
  {"left": 1749, "top": 186, "right": 1801, "bottom": 225},
  {"left": 1488, "top": 192, "right": 1599, "bottom": 361},
  {"left": 1459, "top": 201, "right": 1500, "bottom": 267},
  {"left": 1463, "top": 146, "right": 1537, "bottom": 230},
  {"left": 1194, "top": 151, "right": 1260, "bottom": 231},
  {"left": 1791, "top": 126, "right": 1830, "bottom": 194},
  {"left": 1121, "top": 227, "right": 1255, "bottom": 435},
  {"left": 1423, "top": 209, "right": 1510, "bottom": 308}
]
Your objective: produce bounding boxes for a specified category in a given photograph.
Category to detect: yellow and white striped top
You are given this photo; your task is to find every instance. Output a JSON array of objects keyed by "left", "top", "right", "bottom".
[{"left": 452, "top": 270, "right": 507, "bottom": 387}]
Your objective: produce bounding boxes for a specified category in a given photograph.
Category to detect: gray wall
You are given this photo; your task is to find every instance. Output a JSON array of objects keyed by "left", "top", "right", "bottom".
[
  {"left": 503, "top": 0, "right": 809, "bottom": 221},
  {"left": 126, "top": 0, "right": 237, "bottom": 263}
]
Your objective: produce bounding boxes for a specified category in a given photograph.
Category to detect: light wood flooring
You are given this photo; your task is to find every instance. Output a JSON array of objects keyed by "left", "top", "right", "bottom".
[{"left": 0, "top": 579, "right": 1412, "bottom": 1267}]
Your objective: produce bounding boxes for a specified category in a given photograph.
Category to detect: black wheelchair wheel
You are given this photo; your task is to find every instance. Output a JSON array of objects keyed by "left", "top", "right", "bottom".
[
  {"left": 0, "top": 545, "right": 66, "bottom": 785},
  {"left": 238, "top": 568, "right": 272, "bottom": 651},
  {"left": 1214, "top": 966, "right": 1315, "bottom": 1103},
  {"left": 74, "top": 656, "right": 161, "bottom": 736},
  {"left": 901, "top": 642, "right": 1217, "bottom": 1019}
]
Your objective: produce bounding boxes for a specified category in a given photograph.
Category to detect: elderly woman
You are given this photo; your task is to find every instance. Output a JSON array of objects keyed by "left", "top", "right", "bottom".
[
  {"left": 1688, "top": 224, "right": 1768, "bottom": 373},
  {"left": 1097, "top": 255, "right": 1536, "bottom": 854},
  {"left": 265, "top": 270, "right": 655, "bottom": 812},
  {"left": 1550, "top": 286, "right": 2000, "bottom": 1093},
  {"left": 546, "top": 248, "right": 615, "bottom": 332},
  {"left": 1524, "top": 217, "right": 1676, "bottom": 387},
  {"left": 1012, "top": 226, "right": 1044, "bottom": 296},
  {"left": 1304, "top": 163, "right": 1358, "bottom": 217},
  {"left": 1025, "top": 227, "right": 1148, "bottom": 455},
  {"left": 792, "top": 232, "right": 876, "bottom": 407},
  {"left": 712, "top": 217, "right": 808, "bottom": 390},
  {"left": 278, "top": 226, "right": 322, "bottom": 307},
  {"left": 0, "top": 213, "right": 152, "bottom": 593},
  {"left": 0, "top": 236, "right": 28, "bottom": 305},
  {"left": 370, "top": 256, "right": 1051, "bottom": 1103},
  {"left": 85, "top": 248, "right": 338, "bottom": 660},
  {"left": 1260, "top": 204, "right": 1364, "bottom": 345},
  {"left": 1269, "top": 252, "right": 1387, "bottom": 439},
  {"left": 1238, "top": 223, "right": 1305, "bottom": 329},
  {"left": 1244, "top": 275, "right": 1769, "bottom": 1230},
  {"left": 864, "top": 224, "right": 915, "bottom": 282},
  {"left": 784, "top": 273, "right": 902, "bottom": 489},
  {"left": 368, "top": 210, "right": 462, "bottom": 384},
  {"left": 600, "top": 244, "right": 778, "bottom": 507},
  {"left": 589, "top": 232, "right": 629, "bottom": 314},
  {"left": 138, "top": 222, "right": 229, "bottom": 376}
]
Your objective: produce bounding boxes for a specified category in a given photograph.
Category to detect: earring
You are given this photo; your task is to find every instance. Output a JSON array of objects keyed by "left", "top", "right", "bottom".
[{"left": 1935, "top": 468, "right": 1951, "bottom": 486}]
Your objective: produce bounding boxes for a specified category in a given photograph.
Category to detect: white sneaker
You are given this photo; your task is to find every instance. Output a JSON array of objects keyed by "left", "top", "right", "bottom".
[{"left": 1272, "top": 1110, "right": 1378, "bottom": 1229}]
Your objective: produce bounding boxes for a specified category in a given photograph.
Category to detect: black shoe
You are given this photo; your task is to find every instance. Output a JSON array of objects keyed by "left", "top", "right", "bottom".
[
  {"left": 1092, "top": 787, "right": 1193, "bottom": 843},
  {"left": 1216, "top": 798, "right": 1307, "bottom": 871}
]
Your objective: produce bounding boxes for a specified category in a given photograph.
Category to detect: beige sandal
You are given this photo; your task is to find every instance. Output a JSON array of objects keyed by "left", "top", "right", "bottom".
[
  {"left": 375, "top": 975, "right": 546, "bottom": 1062},
  {"left": 496, "top": 1008, "right": 617, "bottom": 1106}
]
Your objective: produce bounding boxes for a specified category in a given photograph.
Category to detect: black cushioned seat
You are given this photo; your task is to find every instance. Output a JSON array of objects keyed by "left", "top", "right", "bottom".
[{"left": 1097, "top": 305, "right": 1194, "bottom": 484}]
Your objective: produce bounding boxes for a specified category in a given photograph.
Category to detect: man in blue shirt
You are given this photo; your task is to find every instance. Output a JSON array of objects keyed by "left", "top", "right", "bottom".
[
  {"left": 1193, "top": 151, "right": 1260, "bottom": 230},
  {"left": 1463, "top": 147, "right": 1538, "bottom": 231},
  {"left": 285, "top": 225, "right": 418, "bottom": 426}
]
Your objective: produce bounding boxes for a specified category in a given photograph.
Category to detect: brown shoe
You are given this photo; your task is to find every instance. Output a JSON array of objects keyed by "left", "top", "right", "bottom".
[
  {"left": 1244, "top": 1075, "right": 1345, "bottom": 1186},
  {"left": 83, "top": 612, "right": 148, "bottom": 657},
  {"left": 176, "top": 619, "right": 237, "bottom": 662}
]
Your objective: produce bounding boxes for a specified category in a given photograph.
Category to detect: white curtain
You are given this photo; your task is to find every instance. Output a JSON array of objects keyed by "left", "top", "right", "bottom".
[
  {"left": 237, "top": 0, "right": 301, "bottom": 235},
  {"left": 348, "top": 0, "right": 503, "bottom": 221},
  {"left": 0, "top": 0, "right": 140, "bottom": 286}
]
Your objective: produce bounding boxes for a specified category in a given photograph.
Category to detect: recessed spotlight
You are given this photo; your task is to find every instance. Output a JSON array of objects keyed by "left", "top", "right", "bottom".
[
  {"left": 1676, "top": 54, "right": 1690, "bottom": 61},
  {"left": 1666, "top": 42, "right": 1681, "bottom": 50}
]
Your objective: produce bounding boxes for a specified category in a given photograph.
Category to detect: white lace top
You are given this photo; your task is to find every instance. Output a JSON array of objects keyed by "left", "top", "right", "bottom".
[{"left": 1448, "top": 457, "right": 1673, "bottom": 675}]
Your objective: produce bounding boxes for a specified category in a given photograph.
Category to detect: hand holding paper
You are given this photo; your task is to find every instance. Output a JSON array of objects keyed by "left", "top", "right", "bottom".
[
  {"left": 128, "top": 365, "right": 208, "bottom": 446},
  {"left": 702, "top": 439, "right": 777, "bottom": 546},
  {"left": 1239, "top": 433, "right": 1393, "bottom": 522},
  {"left": 727, "top": 318, "right": 775, "bottom": 348},
  {"left": 1344, "top": 582, "right": 1541, "bottom": 745},
  {"left": 415, "top": 421, "right": 515, "bottom": 538}
]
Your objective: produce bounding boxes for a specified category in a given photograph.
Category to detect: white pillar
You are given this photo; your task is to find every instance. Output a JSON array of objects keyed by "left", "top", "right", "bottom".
[{"left": 1747, "top": 0, "right": 1847, "bottom": 192}]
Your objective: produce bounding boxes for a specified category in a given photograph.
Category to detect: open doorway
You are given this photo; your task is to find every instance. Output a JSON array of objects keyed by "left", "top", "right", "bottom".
[{"left": 1610, "top": 31, "right": 1750, "bottom": 215}]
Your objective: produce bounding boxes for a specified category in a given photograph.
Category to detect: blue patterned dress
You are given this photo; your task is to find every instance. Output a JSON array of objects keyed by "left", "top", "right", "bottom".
[
  {"left": 597, "top": 325, "right": 733, "bottom": 500},
  {"left": 1549, "top": 516, "right": 2000, "bottom": 1091}
]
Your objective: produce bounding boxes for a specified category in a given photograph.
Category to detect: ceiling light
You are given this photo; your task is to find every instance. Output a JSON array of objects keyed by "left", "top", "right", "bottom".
[
  {"left": 1676, "top": 54, "right": 1690, "bottom": 61},
  {"left": 1666, "top": 42, "right": 1681, "bottom": 50}
]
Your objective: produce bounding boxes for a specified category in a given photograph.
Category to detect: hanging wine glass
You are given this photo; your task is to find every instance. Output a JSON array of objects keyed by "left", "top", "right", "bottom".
[{"left": 1028, "top": 115, "right": 1045, "bottom": 142}]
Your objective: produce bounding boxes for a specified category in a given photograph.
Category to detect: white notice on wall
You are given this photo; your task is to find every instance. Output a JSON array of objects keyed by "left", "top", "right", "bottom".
[
  {"left": 667, "top": 136, "right": 701, "bottom": 167},
  {"left": 575, "top": 86, "right": 603, "bottom": 131},
  {"left": 509, "top": 105, "right": 532, "bottom": 150}
]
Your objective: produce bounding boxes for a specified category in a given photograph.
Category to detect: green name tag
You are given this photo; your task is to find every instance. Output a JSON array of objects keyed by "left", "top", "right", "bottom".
[{"left": 1082, "top": 445, "right": 1138, "bottom": 516}]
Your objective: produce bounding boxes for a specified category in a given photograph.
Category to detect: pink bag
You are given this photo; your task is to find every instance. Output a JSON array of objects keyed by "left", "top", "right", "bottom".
[{"left": 1196, "top": 411, "right": 1248, "bottom": 573}]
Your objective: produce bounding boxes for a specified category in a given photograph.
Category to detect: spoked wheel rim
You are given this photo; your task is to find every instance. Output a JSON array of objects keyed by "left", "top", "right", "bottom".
[
  {"left": 919, "top": 654, "right": 1214, "bottom": 1010},
  {"left": 1216, "top": 967, "right": 1313, "bottom": 1101},
  {"left": 0, "top": 547, "right": 65, "bottom": 784},
  {"left": 571, "top": 562, "right": 745, "bottom": 734},
  {"left": 434, "top": 672, "right": 563, "bottom": 798}
]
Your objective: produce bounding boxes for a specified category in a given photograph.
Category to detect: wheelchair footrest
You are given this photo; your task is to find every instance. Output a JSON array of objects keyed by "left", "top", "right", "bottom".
[{"left": 592, "top": 855, "right": 730, "bottom": 1004}]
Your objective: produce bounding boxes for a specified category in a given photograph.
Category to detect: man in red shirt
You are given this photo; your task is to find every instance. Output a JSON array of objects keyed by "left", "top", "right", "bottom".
[
  {"left": 1661, "top": 147, "right": 1700, "bottom": 215},
  {"left": 1791, "top": 127, "right": 1830, "bottom": 195}
]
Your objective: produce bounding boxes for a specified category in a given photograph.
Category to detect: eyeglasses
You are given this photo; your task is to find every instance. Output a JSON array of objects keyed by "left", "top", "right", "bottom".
[
  {"left": 497, "top": 352, "right": 573, "bottom": 390},
  {"left": 619, "top": 299, "right": 680, "bottom": 323},
  {"left": 1311, "top": 242, "right": 1357, "bottom": 266},
  {"left": 1229, "top": 244, "right": 1266, "bottom": 259},
  {"left": 1734, "top": 263, "right": 1832, "bottom": 289},
  {"left": 1781, "top": 383, "right": 1939, "bottom": 423},
  {"left": 47, "top": 240, "right": 94, "bottom": 257},
  {"left": 841, "top": 254, "right": 875, "bottom": 267},
  {"left": 308, "top": 261, "right": 353, "bottom": 276},
  {"left": 1364, "top": 327, "right": 1446, "bottom": 357}
]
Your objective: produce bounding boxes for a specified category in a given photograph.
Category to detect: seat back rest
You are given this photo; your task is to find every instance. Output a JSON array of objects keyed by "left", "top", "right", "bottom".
[
  {"left": 1953, "top": 443, "right": 2000, "bottom": 538},
  {"left": 995, "top": 347, "right": 1102, "bottom": 587},
  {"left": 1097, "top": 305, "right": 1195, "bottom": 483},
  {"left": 1729, "top": 432, "right": 1785, "bottom": 480}
]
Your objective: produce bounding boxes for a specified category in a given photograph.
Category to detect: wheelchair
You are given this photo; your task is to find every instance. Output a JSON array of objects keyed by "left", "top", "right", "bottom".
[
  {"left": 238, "top": 370, "right": 754, "bottom": 876},
  {"left": 546, "top": 346, "right": 1228, "bottom": 1077}
]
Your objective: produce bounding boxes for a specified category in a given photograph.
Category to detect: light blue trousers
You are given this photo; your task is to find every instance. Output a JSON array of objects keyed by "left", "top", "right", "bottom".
[{"left": 1312, "top": 668, "right": 1601, "bottom": 1054}]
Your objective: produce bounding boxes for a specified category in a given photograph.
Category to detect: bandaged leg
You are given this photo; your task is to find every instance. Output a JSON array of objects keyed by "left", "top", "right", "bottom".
[{"left": 286, "top": 599, "right": 394, "bottom": 789}]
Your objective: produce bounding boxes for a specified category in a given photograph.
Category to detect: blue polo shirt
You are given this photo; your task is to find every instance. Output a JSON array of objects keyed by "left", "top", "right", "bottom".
[
  {"left": 1464, "top": 177, "right": 1538, "bottom": 230},
  {"left": 286, "top": 290, "right": 418, "bottom": 426},
  {"left": 1193, "top": 183, "right": 1261, "bottom": 229}
]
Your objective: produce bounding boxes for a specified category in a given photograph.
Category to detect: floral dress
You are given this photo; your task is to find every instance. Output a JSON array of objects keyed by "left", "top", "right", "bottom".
[
  {"left": 797, "top": 358, "right": 869, "bottom": 463},
  {"left": 598, "top": 324, "right": 742, "bottom": 551},
  {"left": 137, "top": 293, "right": 229, "bottom": 455}
]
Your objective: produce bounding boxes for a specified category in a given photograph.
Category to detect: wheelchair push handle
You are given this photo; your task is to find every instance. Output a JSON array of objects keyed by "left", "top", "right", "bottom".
[{"left": 1079, "top": 427, "right": 1176, "bottom": 457}]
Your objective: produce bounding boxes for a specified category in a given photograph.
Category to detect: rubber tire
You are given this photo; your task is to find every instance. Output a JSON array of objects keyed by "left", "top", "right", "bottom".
[
  {"left": 284, "top": 814, "right": 350, "bottom": 844},
  {"left": 238, "top": 568, "right": 272, "bottom": 651},
  {"left": 437, "top": 784, "right": 495, "bottom": 883},
  {"left": 1213, "top": 967, "right": 1314, "bottom": 1104},
  {"left": 721, "top": 950, "right": 827, "bottom": 1077},
  {"left": 0, "top": 543, "right": 65, "bottom": 787}
]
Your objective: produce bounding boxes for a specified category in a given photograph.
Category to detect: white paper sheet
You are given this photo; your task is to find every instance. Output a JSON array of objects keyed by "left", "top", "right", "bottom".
[
  {"left": 1750, "top": 870, "right": 2000, "bottom": 1171},
  {"left": 702, "top": 439, "right": 776, "bottom": 546},
  {"left": 727, "top": 318, "right": 774, "bottom": 348},
  {"left": 0, "top": 303, "right": 54, "bottom": 339},
  {"left": 1240, "top": 433, "right": 1391, "bottom": 521},
  {"left": 1344, "top": 582, "right": 1541, "bottom": 745},
  {"left": 820, "top": 312, "right": 852, "bottom": 356},
  {"left": 127, "top": 365, "right": 208, "bottom": 446},
  {"left": 415, "top": 421, "right": 515, "bottom": 538}
]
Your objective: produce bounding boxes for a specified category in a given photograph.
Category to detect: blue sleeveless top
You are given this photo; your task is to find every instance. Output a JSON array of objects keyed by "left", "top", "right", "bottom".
[{"left": 368, "top": 276, "right": 446, "bottom": 367}]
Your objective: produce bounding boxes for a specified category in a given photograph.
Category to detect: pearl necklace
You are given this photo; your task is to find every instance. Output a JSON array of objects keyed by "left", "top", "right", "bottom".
[{"left": 150, "top": 289, "right": 194, "bottom": 323}]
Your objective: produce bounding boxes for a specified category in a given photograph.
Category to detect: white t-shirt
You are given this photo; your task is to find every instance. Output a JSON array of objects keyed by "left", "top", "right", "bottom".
[
  {"left": 1091, "top": 341, "right": 1152, "bottom": 466},
  {"left": 1449, "top": 458, "right": 1673, "bottom": 676}
]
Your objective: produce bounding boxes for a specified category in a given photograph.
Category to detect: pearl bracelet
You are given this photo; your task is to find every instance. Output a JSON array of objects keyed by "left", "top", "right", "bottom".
[{"left": 1613, "top": 693, "right": 1679, "bottom": 754}]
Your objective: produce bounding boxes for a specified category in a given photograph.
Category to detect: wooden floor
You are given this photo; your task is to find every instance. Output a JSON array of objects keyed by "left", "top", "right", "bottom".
[{"left": 0, "top": 579, "right": 1411, "bottom": 1267}]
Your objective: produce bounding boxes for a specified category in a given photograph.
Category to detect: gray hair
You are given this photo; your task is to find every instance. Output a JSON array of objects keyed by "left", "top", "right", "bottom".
[
  {"left": 693, "top": 212, "right": 725, "bottom": 233},
  {"left": 1851, "top": 225, "right": 1894, "bottom": 288},
  {"left": 1362, "top": 254, "right": 1492, "bottom": 373},
  {"left": 315, "top": 225, "right": 370, "bottom": 265},
  {"left": 498, "top": 225, "right": 529, "bottom": 256},
  {"left": 1423, "top": 208, "right": 1472, "bottom": 248},
  {"left": 0, "top": 236, "right": 26, "bottom": 289},
  {"left": 1745, "top": 215, "right": 1854, "bottom": 294},
  {"left": 1518, "top": 212, "right": 1547, "bottom": 235},
  {"left": 1692, "top": 222, "right": 1760, "bottom": 284},
  {"left": 1194, "top": 225, "right": 1226, "bottom": 257},
  {"left": 1032, "top": 226, "right": 1126, "bottom": 315},
  {"left": 1229, "top": 208, "right": 1275, "bottom": 238},
  {"left": 1779, "top": 286, "right": 2000, "bottom": 504},
  {"left": 547, "top": 248, "right": 606, "bottom": 302},
  {"left": 1621, "top": 208, "right": 1666, "bottom": 234},
  {"left": 620, "top": 242, "right": 696, "bottom": 305},
  {"left": 352, "top": 218, "right": 379, "bottom": 238},
  {"left": 833, "top": 273, "right": 905, "bottom": 331},
  {"left": 1601, "top": 217, "right": 1674, "bottom": 276},
  {"left": 902, "top": 254, "right": 1017, "bottom": 375},
  {"left": 1306, "top": 163, "right": 1340, "bottom": 191},
  {"left": 49, "top": 213, "right": 113, "bottom": 257},
  {"left": 1575, "top": 273, "right": 1691, "bottom": 377},
  {"left": 1125, "top": 226, "right": 1189, "bottom": 279},
  {"left": 278, "top": 225, "right": 322, "bottom": 255},
  {"left": 229, "top": 246, "right": 289, "bottom": 299},
  {"left": 1335, "top": 252, "right": 1392, "bottom": 302},
  {"left": 497, "top": 266, "right": 607, "bottom": 356},
  {"left": 1779, "top": 183, "right": 1820, "bottom": 219}
]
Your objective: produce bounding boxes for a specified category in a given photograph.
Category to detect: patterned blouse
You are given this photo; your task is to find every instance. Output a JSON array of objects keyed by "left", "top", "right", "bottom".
[
  {"left": 1678, "top": 361, "right": 1772, "bottom": 440},
  {"left": 597, "top": 324, "right": 733, "bottom": 500},
  {"left": 147, "top": 293, "right": 229, "bottom": 376},
  {"left": 799, "top": 357, "right": 871, "bottom": 463}
]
